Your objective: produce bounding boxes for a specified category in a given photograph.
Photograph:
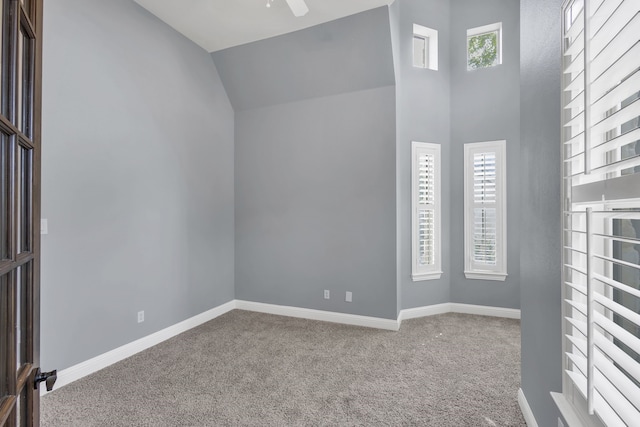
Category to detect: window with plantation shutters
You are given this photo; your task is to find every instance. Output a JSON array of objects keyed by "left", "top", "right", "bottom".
[
  {"left": 411, "top": 142, "right": 442, "bottom": 281},
  {"left": 464, "top": 140, "right": 506, "bottom": 281},
  {"left": 553, "top": 0, "right": 640, "bottom": 426}
]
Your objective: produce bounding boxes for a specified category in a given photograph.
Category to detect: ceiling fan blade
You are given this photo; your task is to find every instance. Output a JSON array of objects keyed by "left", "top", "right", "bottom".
[{"left": 285, "top": 0, "right": 309, "bottom": 17}]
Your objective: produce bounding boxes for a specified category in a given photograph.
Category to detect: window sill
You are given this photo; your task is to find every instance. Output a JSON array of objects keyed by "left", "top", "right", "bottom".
[
  {"left": 464, "top": 271, "right": 507, "bottom": 281},
  {"left": 412, "top": 271, "right": 443, "bottom": 281},
  {"left": 551, "top": 393, "right": 604, "bottom": 427}
]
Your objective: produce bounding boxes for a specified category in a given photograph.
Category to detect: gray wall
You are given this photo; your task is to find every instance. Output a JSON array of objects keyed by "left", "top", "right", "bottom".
[
  {"left": 234, "top": 87, "right": 397, "bottom": 319},
  {"left": 519, "top": 0, "right": 563, "bottom": 424},
  {"left": 41, "top": 0, "right": 235, "bottom": 371},
  {"left": 393, "top": 0, "right": 452, "bottom": 311},
  {"left": 212, "top": 7, "right": 395, "bottom": 112},
  {"left": 217, "top": 10, "right": 398, "bottom": 319},
  {"left": 450, "top": 0, "right": 521, "bottom": 309}
]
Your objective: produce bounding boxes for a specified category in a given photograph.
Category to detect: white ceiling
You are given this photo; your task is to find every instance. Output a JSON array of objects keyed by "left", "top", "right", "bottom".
[{"left": 133, "top": 0, "right": 394, "bottom": 53}]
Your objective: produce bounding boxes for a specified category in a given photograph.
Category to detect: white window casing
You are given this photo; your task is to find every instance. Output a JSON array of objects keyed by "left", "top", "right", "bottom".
[
  {"left": 464, "top": 140, "right": 507, "bottom": 281},
  {"left": 413, "top": 24, "right": 438, "bottom": 71},
  {"left": 560, "top": 0, "right": 640, "bottom": 426},
  {"left": 411, "top": 142, "right": 442, "bottom": 281}
]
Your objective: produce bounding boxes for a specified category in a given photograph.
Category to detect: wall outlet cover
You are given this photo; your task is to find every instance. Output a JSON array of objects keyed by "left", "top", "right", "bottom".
[
  {"left": 324, "top": 290, "right": 330, "bottom": 299},
  {"left": 346, "top": 291, "right": 352, "bottom": 302},
  {"left": 137, "top": 311, "right": 144, "bottom": 323}
]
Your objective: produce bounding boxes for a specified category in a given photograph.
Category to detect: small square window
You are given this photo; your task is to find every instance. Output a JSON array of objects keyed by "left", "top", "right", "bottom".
[
  {"left": 467, "top": 22, "right": 502, "bottom": 70},
  {"left": 413, "top": 24, "right": 438, "bottom": 71}
]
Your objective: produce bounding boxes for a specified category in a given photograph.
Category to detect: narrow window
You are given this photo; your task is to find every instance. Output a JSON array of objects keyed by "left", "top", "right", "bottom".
[
  {"left": 413, "top": 24, "right": 438, "bottom": 71},
  {"left": 464, "top": 140, "right": 506, "bottom": 281},
  {"left": 412, "top": 142, "right": 442, "bottom": 281},
  {"left": 467, "top": 22, "right": 502, "bottom": 70}
]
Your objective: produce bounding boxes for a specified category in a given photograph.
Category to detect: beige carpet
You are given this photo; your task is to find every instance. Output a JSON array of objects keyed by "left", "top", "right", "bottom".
[{"left": 41, "top": 310, "right": 525, "bottom": 426}]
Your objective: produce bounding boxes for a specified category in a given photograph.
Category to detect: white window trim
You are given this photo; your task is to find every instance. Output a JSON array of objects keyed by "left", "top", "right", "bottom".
[
  {"left": 463, "top": 140, "right": 507, "bottom": 281},
  {"left": 466, "top": 22, "right": 503, "bottom": 70},
  {"left": 413, "top": 24, "right": 438, "bottom": 71},
  {"left": 411, "top": 141, "right": 442, "bottom": 281}
]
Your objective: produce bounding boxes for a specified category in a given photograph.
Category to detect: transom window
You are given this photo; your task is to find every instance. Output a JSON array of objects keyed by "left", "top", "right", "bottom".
[{"left": 467, "top": 22, "right": 502, "bottom": 70}]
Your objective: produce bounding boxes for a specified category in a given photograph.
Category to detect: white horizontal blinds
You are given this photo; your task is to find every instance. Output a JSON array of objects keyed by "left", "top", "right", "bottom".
[
  {"left": 563, "top": 0, "right": 640, "bottom": 187},
  {"left": 473, "top": 152, "right": 497, "bottom": 265},
  {"left": 562, "top": 0, "right": 640, "bottom": 425},
  {"left": 418, "top": 152, "right": 435, "bottom": 265},
  {"left": 563, "top": 209, "right": 640, "bottom": 425},
  {"left": 563, "top": 0, "right": 586, "bottom": 180},
  {"left": 411, "top": 142, "right": 441, "bottom": 280}
]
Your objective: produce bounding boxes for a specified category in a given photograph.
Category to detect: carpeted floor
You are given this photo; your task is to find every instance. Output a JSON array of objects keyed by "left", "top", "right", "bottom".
[{"left": 41, "top": 310, "right": 525, "bottom": 426}]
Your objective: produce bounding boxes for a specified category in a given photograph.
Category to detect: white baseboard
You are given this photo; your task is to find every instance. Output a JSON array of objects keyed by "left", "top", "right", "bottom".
[
  {"left": 450, "top": 303, "right": 521, "bottom": 319},
  {"left": 398, "top": 302, "right": 520, "bottom": 322},
  {"left": 398, "top": 303, "right": 451, "bottom": 321},
  {"left": 43, "top": 300, "right": 236, "bottom": 396},
  {"left": 235, "top": 300, "right": 400, "bottom": 331},
  {"left": 45, "top": 300, "right": 520, "bottom": 395},
  {"left": 518, "top": 388, "right": 539, "bottom": 427}
]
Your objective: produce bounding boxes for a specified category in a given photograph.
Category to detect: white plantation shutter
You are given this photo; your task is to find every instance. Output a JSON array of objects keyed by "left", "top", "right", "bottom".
[
  {"left": 473, "top": 152, "right": 497, "bottom": 265},
  {"left": 464, "top": 141, "right": 506, "bottom": 281},
  {"left": 412, "top": 142, "right": 442, "bottom": 281},
  {"left": 418, "top": 153, "right": 435, "bottom": 265},
  {"left": 561, "top": 0, "right": 640, "bottom": 425}
]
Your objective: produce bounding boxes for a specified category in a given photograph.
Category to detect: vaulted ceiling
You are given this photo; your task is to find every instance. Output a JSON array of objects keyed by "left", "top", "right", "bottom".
[{"left": 133, "top": 0, "right": 394, "bottom": 52}]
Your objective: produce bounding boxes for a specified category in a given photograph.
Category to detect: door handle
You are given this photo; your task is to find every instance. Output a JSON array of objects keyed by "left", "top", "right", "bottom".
[{"left": 34, "top": 368, "right": 57, "bottom": 391}]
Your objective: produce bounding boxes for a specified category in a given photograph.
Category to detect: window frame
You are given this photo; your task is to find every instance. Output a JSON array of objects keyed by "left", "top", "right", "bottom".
[
  {"left": 466, "top": 22, "right": 502, "bottom": 70},
  {"left": 411, "top": 141, "right": 442, "bottom": 281},
  {"left": 463, "top": 140, "right": 507, "bottom": 281}
]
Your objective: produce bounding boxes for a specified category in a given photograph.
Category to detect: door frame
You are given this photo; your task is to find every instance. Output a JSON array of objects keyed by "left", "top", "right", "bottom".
[{"left": 0, "top": 0, "right": 43, "bottom": 425}]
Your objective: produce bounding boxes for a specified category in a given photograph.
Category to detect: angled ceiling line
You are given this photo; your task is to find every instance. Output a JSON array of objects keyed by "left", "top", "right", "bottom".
[{"left": 133, "top": 0, "right": 394, "bottom": 53}]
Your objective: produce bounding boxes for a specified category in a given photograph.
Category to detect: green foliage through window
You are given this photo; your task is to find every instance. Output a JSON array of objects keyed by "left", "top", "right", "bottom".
[{"left": 467, "top": 31, "right": 498, "bottom": 70}]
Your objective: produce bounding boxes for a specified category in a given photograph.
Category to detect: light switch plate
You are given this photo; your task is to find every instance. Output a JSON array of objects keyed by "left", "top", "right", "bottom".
[{"left": 40, "top": 219, "right": 48, "bottom": 235}]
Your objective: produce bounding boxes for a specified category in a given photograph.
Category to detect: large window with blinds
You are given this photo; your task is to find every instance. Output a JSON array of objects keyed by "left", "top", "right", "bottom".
[
  {"left": 556, "top": 0, "right": 640, "bottom": 425},
  {"left": 463, "top": 140, "right": 507, "bottom": 281},
  {"left": 411, "top": 142, "right": 442, "bottom": 281}
]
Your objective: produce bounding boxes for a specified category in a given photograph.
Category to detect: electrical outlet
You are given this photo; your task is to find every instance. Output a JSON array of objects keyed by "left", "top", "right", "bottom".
[
  {"left": 41, "top": 219, "right": 48, "bottom": 235},
  {"left": 324, "top": 290, "right": 330, "bottom": 299},
  {"left": 137, "top": 311, "right": 144, "bottom": 323},
  {"left": 345, "top": 291, "right": 352, "bottom": 302}
]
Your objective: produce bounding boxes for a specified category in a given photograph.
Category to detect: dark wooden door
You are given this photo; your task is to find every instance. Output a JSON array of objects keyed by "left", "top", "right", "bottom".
[{"left": 0, "top": 0, "right": 43, "bottom": 425}]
